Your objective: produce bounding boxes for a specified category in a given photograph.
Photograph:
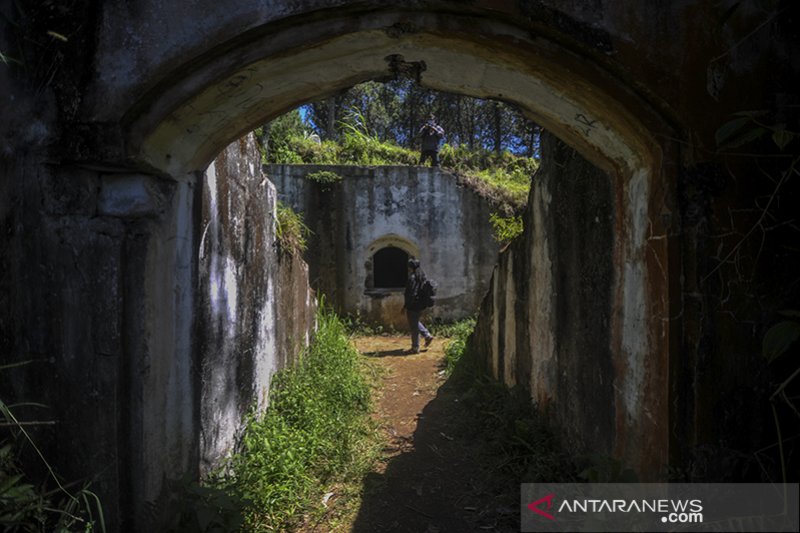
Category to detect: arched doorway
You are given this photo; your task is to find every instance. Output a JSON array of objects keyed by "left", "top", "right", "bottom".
[
  {"left": 372, "top": 247, "right": 409, "bottom": 289},
  {"left": 361, "top": 235, "right": 419, "bottom": 328},
  {"left": 104, "top": 3, "right": 677, "bottom": 515}
]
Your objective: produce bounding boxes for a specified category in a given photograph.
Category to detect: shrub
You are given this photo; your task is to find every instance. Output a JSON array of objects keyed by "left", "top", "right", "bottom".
[
  {"left": 275, "top": 201, "right": 310, "bottom": 254},
  {"left": 489, "top": 212, "right": 524, "bottom": 244},
  {"left": 442, "top": 318, "right": 477, "bottom": 376},
  {"left": 306, "top": 170, "right": 343, "bottom": 189},
  {"left": 223, "top": 308, "right": 375, "bottom": 531}
]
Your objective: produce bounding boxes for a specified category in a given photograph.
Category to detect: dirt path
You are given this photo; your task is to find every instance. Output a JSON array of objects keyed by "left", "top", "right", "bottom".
[{"left": 345, "top": 335, "right": 517, "bottom": 533}]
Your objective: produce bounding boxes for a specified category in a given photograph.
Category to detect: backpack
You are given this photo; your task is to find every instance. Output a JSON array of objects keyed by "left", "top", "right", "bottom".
[{"left": 419, "top": 278, "right": 437, "bottom": 308}]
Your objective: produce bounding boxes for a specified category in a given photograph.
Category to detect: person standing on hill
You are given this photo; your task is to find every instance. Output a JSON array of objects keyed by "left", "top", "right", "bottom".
[
  {"left": 402, "top": 258, "right": 434, "bottom": 354},
  {"left": 418, "top": 114, "right": 444, "bottom": 167}
]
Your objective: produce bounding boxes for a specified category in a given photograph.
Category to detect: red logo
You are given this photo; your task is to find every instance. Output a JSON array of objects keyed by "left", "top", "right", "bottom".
[{"left": 528, "top": 493, "right": 556, "bottom": 520}]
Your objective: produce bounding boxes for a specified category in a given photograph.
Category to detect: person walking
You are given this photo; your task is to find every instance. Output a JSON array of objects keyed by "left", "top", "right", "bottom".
[
  {"left": 402, "top": 258, "right": 434, "bottom": 354},
  {"left": 418, "top": 114, "right": 445, "bottom": 166}
]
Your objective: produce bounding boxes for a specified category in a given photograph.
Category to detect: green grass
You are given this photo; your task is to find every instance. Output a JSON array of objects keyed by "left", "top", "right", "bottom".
[
  {"left": 262, "top": 125, "right": 536, "bottom": 216},
  {"left": 0, "top": 363, "right": 106, "bottom": 533},
  {"left": 438, "top": 318, "right": 477, "bottom": 376},
  {"left": 438, "top": 144, "right": 535, "bottom": 210},
  {"left": 275, "top": 201, "right": 310, "bottom": 255},
  {"left": 440, "top": 320, "right": 577, "bottom": 484},
  {"left": 266, "top": 129, "right": 418, "bottom": 168},
  {"left": 489, "top": 212, "right": 524, "bottom": 245},
  {"left": 216, "top": 307, "right": 379, "bottom": 531},
  {"left": 428, "top": 317, "right": 474, "bottom": 338},
  {"left": 340, "top": 314, "right": 399, "bottom": 337}
]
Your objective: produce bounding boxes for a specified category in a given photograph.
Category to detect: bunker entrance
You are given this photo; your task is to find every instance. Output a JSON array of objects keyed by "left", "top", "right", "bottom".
[
  {"left": 373, "top": 246, "right": 408, "bottom": 289},
  {"left": 124, "top": 8, "right": 672, "bottom": 526},
  {"left": 260, "top": 81, "right": 537, "bottom": 328}
]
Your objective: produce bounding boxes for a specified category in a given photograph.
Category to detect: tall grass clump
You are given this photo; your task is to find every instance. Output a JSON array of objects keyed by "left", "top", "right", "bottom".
[
  {"left": 226, "top": 307, "right": 374, "bottom": 531},
  {"left": 0, "top": 363, "right": 106, "bottom": 533},
  {"left": 336, "top": 109, "right": 417, "bottom": 166},
  {"left": 339, "top": 127, "right": 417, "bottom": 166},
  {"left": 439, "top": 143, "right": 536, "bottom": 210},
  {"left": 489, "top": 212, "right": 524, "bottom": 244},
  {"left": 442, "top": 318, "right": 477, "bottom": 376},
  {"left": 275, "top": 201, "right": 310, "bottom": 255}
]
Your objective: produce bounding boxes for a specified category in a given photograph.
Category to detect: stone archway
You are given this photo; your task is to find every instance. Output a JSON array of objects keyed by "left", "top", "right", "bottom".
[
  {"left": 361, "top": 234, "right": 420, "bottom": 329},
  {"left": 365, "top": 234, "right": 420, "bottom": 291},
  {"left": 0, "top": 3, "right": 686, "bottom": 526},
  {"left": 371, "top": 247, "right": 408, "bottom": 289},
  {"left": 125, "top": 10, "right": 663, "bottom": 178},
  {"left": 6, "top": 2, "right": 798, "bottom": 529},
  {"left": 116, "top": 6, "right": 675, "bottom": 486}
]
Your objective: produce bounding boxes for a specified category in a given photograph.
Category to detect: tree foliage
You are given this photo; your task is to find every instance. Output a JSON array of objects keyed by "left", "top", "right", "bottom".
[
  {"left": 303, "top": 80, "right": 540, "bottom": 157},
  {"left": 259, "top": 81, "right": 539, "bottom": 243}
]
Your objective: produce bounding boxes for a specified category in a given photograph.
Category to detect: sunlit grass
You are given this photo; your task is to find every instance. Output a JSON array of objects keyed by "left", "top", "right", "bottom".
[
  {"left": 218, "top": 307, "right": 381, "bottom": 531},
  {"left": 275, "top": 201, "right": 310, "bottom": 254},
  {"left": 263, "top": 126, "right": 537, "bottom": 217}
]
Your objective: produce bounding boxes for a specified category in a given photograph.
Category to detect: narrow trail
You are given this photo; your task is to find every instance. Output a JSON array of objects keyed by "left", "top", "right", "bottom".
[{"left": 345, "top": 335, "right": 517, "bottom": 533}]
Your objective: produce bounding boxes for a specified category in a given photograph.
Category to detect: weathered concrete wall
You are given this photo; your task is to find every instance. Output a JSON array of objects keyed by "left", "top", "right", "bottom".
[
  {"left": 2, "top": 1, "right": 799, "bottom": 528},
  {"left": 0, "top": 155, "right": 198, "bottom": 530},
  {"left": 0, "top": 153, "right": 133, "bottom": 519},
  {"left": 470, "top": 133, "right": 646, "bottom": 470},
  {"left": 268, "top": 164, "right": 499, "bottom": 328},
  {"left": 79, "top": 1, "right": 792, "bottom": 177},
  {"left": 0, "top": 127, "right": 314, "bottom": 531},
  {"left": 199, "top": 136, "right": 316, "bottom": 475}
]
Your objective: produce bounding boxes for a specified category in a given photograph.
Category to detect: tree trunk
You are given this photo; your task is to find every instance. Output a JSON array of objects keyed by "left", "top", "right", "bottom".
[
  {"left": 493, "top": 102, "right": 502, "bottom": 154},
  {"left": 327, "top": 97, "right": 337, "bottom": 140}
]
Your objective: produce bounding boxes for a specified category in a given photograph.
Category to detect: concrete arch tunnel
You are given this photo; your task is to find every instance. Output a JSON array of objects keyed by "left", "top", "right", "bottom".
[
  {"left": 119, "top": 3, "right": 675, "bottom": 492},
  {"left": 7, "top": 2, "right": 799, "bottom": 529},
  {"left": 10, "top": 2, "right": 691, "bottom": 526},
  {"left": 118, "top": 5, "right": 676, "bottom": 473},
  {"left": 127, "top": 10, "right": 663, "bottom": 177}
]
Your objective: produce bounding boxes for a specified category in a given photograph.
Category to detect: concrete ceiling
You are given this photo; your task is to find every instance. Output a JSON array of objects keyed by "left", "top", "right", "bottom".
[{"left": 125, "top": 11, "right": 662, "bottom": 179}]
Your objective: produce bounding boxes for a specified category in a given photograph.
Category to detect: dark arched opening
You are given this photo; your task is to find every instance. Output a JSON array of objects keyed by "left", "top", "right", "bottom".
[{"left": 373, "top": 247, "right": 409, "bottom": 289}]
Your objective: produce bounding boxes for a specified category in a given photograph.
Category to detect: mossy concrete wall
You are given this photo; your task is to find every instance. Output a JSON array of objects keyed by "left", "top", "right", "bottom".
[
  {"left": 470, "top": 133, "right": 620, "bottom": 462},
  {"left": 1, "top": 1, "right": 798, "bottom": 528},
  {"left": 199, "top": 136, "right": 316, "bottom": 477},
  {"left": 0, "top": 132, "right": 316, "bottom": 530},
  {"left": 268, "top": 164, "right": 499, "bottom": 328}
]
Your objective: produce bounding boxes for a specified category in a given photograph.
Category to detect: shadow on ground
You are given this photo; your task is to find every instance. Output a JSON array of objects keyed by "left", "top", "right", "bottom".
[
  {"left": 351, "top": 370, "right": 520, "bottom": 533},
  {"left": 359, "top": 347, "right": 409, "bottom": 358}
]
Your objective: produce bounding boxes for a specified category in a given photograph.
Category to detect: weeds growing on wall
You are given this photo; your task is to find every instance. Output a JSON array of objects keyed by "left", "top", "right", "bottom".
[
  {"left": 275, "top": 201, "right": 310, "bottom": 255},
  {"left": 306, "top": 170, "right": 343, "bottom": 189},
  {"left": 489, "top": 212, "right": 524, "bottom": 245},
  {"left": 219, "top": 307, "right": 378, "bottom": 531},
  {"left": 260, "top": 111, "right": 536, "bottom": 215}
]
